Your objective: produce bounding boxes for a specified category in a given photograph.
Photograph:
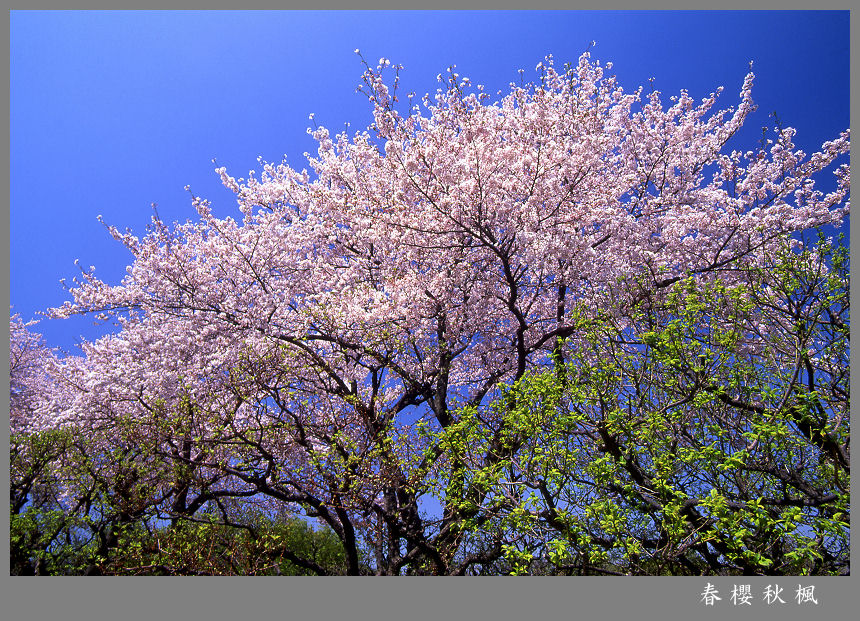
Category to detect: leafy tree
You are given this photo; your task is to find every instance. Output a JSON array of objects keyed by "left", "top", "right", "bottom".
[
  {"left": 13, "top": 53, "right": 849, "bottom": 574},
  {"left": 436, "top": 235, "right": 848, "bottom": 575},
  {"left": 96, "top": 504, "right": 348, "bottom": 576}
]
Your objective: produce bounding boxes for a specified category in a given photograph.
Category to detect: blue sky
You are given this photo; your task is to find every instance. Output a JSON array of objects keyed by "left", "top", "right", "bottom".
[{"left": 10, "top": 10, "right": 850, "bottom": 352}]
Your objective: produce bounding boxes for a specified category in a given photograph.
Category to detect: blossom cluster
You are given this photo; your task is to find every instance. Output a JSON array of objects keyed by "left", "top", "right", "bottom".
[{"left": 18, "top": 54, "right": 849, "bottom": 545}]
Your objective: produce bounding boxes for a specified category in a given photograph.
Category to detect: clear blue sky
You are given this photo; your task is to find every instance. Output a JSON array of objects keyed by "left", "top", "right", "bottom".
[{"left": 10, "top": 10, "right": 850, "bottom": 352}]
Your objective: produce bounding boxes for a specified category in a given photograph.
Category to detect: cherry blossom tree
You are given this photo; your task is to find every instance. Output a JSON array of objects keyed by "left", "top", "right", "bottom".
[
  {"left": 10, "top": 315, "right": 260, "bottom": 573},
  {"left": 9, "top": 314, "right": 55, "bottom": 436},
  {"left": 26, "top": 52, "right": 850, "bottom": 574}
]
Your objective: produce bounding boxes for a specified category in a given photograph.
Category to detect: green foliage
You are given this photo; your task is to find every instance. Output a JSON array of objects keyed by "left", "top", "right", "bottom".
[
  {"left": 10, "top": 499, "right": 347, "bottom": 575},
  {"left": 425, "top": 235, "right": 849, "bottom": 575},
  {"left": 10, "top": 428, "right": 347, "bottom": 575},
  {"left": 101, "top": 508, "right": 347, "bottom": 576}
]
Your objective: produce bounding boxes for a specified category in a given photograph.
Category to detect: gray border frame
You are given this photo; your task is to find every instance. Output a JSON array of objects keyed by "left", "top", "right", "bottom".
[{"left": 2, "top": 4, "right": 855, "bottom": 621}]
